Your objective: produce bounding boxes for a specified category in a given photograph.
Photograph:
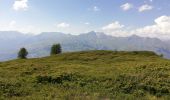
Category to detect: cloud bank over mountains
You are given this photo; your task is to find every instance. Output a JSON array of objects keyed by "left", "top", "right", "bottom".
[
  {"left": 102, "top": 16, "right": 170, "bottom": 39},
  {"left": 0, "top": 15, "right": 170, "bottom": 39}
]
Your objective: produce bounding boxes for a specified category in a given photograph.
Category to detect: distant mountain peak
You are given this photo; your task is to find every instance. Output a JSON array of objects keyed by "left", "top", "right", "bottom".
[
  {"left": 130, "top": 34, "right": 140, "bottom": 38},
  {"left": 80, "top": 31, "right": 108, "bottom": 38},
  {"left": 87, "top": 31, "right": 105, "bottom": 35},
  {"left": 86, "top": 31, "right": 96, "bottom": 35}
]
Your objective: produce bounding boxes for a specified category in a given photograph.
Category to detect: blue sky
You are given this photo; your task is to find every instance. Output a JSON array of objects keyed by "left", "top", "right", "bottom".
[{"left": 0, "top": 0, "right": 170, "bottom": 39}]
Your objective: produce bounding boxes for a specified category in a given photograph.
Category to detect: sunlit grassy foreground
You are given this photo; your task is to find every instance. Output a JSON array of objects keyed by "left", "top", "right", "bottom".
[{"left": 0, "top": 50, "right": 170, "bottom": 100}]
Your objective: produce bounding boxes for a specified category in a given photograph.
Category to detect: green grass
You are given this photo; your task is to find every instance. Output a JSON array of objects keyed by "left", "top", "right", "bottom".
[{"left": 0, "top": 50, "right": 170, "bottom": 100}]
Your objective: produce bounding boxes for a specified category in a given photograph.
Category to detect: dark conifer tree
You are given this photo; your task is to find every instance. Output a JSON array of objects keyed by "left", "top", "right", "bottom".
[
  {"left": 50, "top": 44, "right": 62, "bottom": 55},
  {"left": 18, "top": 48, "right": 28, "bottom": 59}
]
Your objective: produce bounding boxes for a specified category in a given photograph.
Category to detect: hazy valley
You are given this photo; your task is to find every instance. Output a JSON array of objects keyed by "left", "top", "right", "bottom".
[{"left": 1, "top": 31, "right": 170, "bottom": 61}]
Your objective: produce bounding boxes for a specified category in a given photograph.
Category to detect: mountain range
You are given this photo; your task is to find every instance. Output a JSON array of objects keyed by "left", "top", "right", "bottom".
[{"left": 0, "top": 31, "right": 170, "bottom": 61}]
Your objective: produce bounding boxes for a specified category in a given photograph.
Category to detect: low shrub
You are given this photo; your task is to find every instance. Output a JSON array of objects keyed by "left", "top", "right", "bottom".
[
  {"left": 0, "top": 82, "right": 28, "bottom": 97},
  {"left": 36, "top": 73, "right": 79, "bottom": 84}
]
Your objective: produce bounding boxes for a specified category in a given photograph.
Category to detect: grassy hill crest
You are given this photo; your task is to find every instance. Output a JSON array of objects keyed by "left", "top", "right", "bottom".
[{"left": 0, "top": 50, "right": 170, "bottom": 100}]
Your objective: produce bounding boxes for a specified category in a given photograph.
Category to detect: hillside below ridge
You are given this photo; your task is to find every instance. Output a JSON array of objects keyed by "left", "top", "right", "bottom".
[{"left": 1, "top": 50, "right": 170, "bottom": 99}]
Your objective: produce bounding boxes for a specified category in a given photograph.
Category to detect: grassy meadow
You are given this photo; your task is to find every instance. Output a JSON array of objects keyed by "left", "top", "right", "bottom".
[{"left": 0, "top": 50, "right": 170, "bottom": 100}]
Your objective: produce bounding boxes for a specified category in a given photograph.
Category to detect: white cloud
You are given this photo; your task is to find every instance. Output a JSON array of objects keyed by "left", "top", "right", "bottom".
[
  {"left": 56, "top": 22, "right": 70, "bottom": 28},
  {"left": 120, "top": 3, "right": 133, "bottom": 11},
  {"left": 150, "top": 0, "right": 153, "bottom": 2},
  {"left": 13, "top": 0, "right": 28, "bottom": 11},
  {"left": 102, "top": 21, "right": 124, "bottom": 30},
  {"left": 102, "top": 22, "right": 129, "bottom": 37},
  {"left": 93, "top": 6, "right": 100, "bottom": 11},
  {"left": 135, "top": 16, "right": 170, "bottom": 35},
  {"left": 0, "top": 21, "right": 40, "bottom": 35},
  {"left": 138, "top": 4, "right": 153, "bottom": 12},
  {"left": 9, "top": 21, "right": 16, "bottom": 27},
  {"left": 101, "top": 16, "right": 170, "bottom": 39},
  {"left": 85, "top": 22, "right": 90, "bottom": 25}
]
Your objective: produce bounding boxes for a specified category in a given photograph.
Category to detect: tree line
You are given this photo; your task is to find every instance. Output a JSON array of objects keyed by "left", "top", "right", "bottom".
[{"left": 18, "top": 44, "right": 62, "bottom": 59}]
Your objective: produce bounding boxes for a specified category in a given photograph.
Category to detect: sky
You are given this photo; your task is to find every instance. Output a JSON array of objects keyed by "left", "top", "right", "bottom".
[{"left": 0, "top": 0, "right": 170, "bottom": 39}]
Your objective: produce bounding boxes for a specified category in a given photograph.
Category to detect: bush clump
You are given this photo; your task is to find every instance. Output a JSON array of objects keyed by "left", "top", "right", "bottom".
[
  {"left": 0, "top": 82, "right": 29, "bottom": 97},
  {"left": 36, "top": 73, "right": 78, "bottom": 84}
]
